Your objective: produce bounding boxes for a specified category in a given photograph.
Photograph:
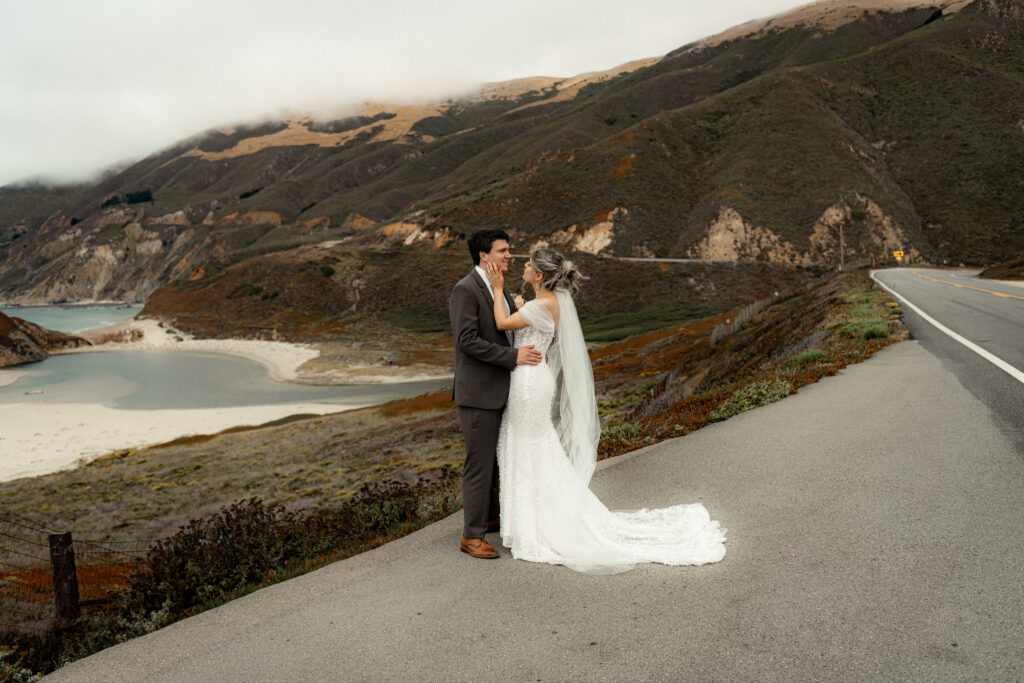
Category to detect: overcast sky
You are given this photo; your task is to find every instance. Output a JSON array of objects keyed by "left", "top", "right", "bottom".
[{"left": 0, "top": 0, "right": 810, "bottom": 188}]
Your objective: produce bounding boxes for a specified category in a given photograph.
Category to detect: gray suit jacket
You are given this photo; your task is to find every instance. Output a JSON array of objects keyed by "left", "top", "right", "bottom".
[{"left": 449, "top": 269, "right": 518, "bottom": 409}]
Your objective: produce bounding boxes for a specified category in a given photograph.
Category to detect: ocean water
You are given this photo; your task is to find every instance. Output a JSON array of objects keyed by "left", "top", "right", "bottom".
[{"left": 0, "top": 304, "right": 143, "bottom": 333}]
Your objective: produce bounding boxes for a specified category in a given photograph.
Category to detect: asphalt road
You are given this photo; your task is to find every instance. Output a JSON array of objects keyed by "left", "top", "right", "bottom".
[
  {"left": 45, "top": 339, "right": 1024, "bottom": 682},
  {"left": 872, "top": 268, "right": 1024, "bottom": 451}
]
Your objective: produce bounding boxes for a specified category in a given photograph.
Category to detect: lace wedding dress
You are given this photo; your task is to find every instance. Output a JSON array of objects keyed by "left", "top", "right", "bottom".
[{"left": 497, "top": 296, "right": 726, "bottom": 574}]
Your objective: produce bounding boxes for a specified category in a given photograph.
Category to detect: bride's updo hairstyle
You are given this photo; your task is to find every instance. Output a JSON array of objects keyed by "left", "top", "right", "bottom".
[{"left": 529, "top": 247, "right": 586, "bottom": 295}]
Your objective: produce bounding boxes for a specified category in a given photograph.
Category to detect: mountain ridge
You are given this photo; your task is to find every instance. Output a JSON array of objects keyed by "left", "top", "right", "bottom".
[{"left": 0, "top": 0, "right": 1020, "bottom": 312}]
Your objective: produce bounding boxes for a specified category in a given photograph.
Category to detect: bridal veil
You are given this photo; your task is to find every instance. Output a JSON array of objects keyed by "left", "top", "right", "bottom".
[{"left": 546, "top": 289, "right": 600, "bottom": 483}]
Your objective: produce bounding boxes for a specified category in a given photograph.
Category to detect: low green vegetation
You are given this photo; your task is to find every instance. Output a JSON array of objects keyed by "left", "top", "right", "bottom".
[
  {"left": 708, "top": 379, "right": 794, "bottom": 423},
  {"left": 795, "top": 348, "right": 825, "bottom": 365},
  {"left": 380, "top": 307, "right": 451, "bottom": 334},
  {"left": 581, "top": 301, "right": 729, "bottom": 342},
  {"left": 0, "top": 650, "right": 38, "bottom": 682},
  {"left": 841, "top": 289, "right": 892, "bottom": 340},
  {"left": 600, "top": 420, "right": 655, "bottom": 453},
  {"left": 593, "top": 271, "right": 909, "bottom": 457}
]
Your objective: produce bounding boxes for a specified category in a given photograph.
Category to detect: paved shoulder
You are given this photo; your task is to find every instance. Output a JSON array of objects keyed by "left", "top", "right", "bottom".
[{"left": 47, "top": 342, "right": 1024, "bottom": 681}]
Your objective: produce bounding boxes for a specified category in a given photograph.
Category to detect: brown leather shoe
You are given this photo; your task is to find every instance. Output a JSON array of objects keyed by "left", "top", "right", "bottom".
[
  {"left": 486, "top": 518, "right": 500, "bottom": 534},
  {"left": 460, "top": 535, "right": 500, "bottom": 559}
]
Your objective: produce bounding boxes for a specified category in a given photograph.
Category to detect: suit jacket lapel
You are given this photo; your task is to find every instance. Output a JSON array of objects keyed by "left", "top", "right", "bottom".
[
  {"left": 471, "top": 268, "right": 492, "bottom": 302},
  {"left": 472, "top": 268, "right": 516, "bottom": 310}
]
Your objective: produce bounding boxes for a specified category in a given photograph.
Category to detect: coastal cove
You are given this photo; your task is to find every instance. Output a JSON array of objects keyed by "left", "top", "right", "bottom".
[{"left": 0, "top": 306, "right": 452, "bottom": 482}]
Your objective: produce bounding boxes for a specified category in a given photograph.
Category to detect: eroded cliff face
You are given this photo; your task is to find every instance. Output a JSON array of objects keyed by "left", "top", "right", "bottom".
[
  {"left": 0, "top": 207, "right": 297, "bottom": 304},
  {"left": 0, "top": 311, "right": 90, "bottom": 367},
  {"left": 688, "top": 195, "right": 922, "bottom": 265},
  {"left": 688, "top": 207, "right": 808, "bottom": 264},
  {"left": 807, "top": 194, "right": 923, "bottom": 264}
]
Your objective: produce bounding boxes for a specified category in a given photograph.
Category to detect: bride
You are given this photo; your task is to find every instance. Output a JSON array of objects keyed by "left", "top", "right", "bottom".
[{"left": 484, "top": 247, "right": 726, "bottom": 574}]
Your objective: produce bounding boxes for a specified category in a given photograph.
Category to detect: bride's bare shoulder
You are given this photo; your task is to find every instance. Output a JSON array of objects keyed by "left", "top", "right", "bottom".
[{"left": 539, "top": 292, "right": 559, "bottom": 326}]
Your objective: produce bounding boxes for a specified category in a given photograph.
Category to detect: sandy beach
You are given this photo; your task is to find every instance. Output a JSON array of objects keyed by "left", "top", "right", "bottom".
[
  {"left": 0, "top": 318, "right": 451, "bottom": 482},
  {"left": 0, "top": 401, "right": 359, "bottom": 482}
]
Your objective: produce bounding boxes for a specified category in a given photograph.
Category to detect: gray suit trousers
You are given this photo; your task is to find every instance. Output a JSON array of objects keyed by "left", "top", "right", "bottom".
[{"left": 458, "top": 405, "right": 502, "bottom": 539}]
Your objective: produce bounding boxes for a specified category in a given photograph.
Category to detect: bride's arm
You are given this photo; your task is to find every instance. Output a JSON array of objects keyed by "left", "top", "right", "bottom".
[{"left": 485, "top": 262, "right": 528, "bottom": 331}]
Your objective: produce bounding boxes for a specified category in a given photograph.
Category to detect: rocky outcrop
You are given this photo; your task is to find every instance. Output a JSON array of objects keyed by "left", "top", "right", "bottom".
[
  {"left": 688, "top": 196, "right": 923, "bottom": 266},
  {"left": 688, "top": 207, "right": 808, "bottom": 264},
  {"left": 0, "top": 312, "right": 90, "bottom": 367},
  {"left": 544, "top": 208, "right": 626, "bottom": 255},
  {"left": 808, "top": 194, "right": 922, "bottom": 265},
  {"left": 0, "top": 207, "right": 289, "bottom": 305}
]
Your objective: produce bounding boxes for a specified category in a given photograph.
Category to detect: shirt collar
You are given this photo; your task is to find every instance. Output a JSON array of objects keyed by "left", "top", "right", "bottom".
[{"left": 475, "top": 265, "right": 493, "bottom": 295}]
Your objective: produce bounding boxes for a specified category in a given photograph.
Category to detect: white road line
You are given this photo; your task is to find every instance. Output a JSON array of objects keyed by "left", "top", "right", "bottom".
[{"left": 871, "top": 271, "right": 1024, "bottom": 386}]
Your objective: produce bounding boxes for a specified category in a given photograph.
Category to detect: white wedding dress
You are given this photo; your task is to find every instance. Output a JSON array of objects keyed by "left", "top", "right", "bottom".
[{"left": 497, "top": 296, "right": 726, "bottom": 574}]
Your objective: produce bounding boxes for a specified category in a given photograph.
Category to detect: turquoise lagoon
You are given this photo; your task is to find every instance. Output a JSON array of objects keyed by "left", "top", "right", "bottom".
[{"left": 0, "top": 306, "right": 450, "bottom": 410}]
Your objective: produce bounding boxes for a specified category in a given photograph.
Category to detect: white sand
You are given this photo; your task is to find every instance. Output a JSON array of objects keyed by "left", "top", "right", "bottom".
[{"left": 0, "top": 401, "right": 360, "bottom": 482}]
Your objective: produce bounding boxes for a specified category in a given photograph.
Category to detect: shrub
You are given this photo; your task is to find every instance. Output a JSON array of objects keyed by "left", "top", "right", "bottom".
[
  {"left": 841, "top": 317, "right": 886, "bottom": 337},
  {"left": 709, "top": 379, "right": 793, "bottom": 422},
  {"left": 126, "top": 498, "right": 304, "bottom": 615},
  {"left": 124, "top": 190, "right": 153, "bottom": 204},
  {"left": 124, "top": 472, "right": 461, "bottom": 619},
  {"left": 605, "top": 421, "right": 641, "bottom": 439},
  {"left": 4, "top": 474, "right": 462, "bottom": 678},
  {"left": 0, "top": 650, "right": 40, "bottom": 682},
  {"left": 861, "top": 324, "right": 889, "bottom": 339},
  {"left": 795, "top": 348, "right": 825, "bottom": 364},
  {"left": 599, "top": 421, "right": 654, "bottom": 455}
]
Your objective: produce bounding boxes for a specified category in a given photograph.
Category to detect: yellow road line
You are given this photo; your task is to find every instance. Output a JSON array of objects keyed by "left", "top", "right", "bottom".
[{"left": 911, "top": 271, "right": 1024, "bottom": 301}]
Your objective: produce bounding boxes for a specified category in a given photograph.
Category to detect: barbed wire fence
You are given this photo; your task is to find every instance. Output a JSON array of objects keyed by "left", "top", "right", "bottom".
[{"left": 0, "top": 505, "right": 157, "bottom": 636}]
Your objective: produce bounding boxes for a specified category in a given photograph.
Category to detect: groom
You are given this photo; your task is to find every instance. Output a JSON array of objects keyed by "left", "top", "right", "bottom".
[{"left": 450, "top": 229, "right": 542, "bottom": 559}]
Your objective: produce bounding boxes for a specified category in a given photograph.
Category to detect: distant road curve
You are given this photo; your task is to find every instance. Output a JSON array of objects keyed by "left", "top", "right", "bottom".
[
  {"left": 599, "top": 256, "right": 707, "bottom": 263},
  {"left": 509, "top": 253, "right": 707, "bottom": 263},
  {"left": 872, "top": 267, "right": 1024, "bottom": 439}
]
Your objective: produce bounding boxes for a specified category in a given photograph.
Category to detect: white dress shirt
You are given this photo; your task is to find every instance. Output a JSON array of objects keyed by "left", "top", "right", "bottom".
[{"left": 476, "top": 264, "right": 512, "bottom": 343}]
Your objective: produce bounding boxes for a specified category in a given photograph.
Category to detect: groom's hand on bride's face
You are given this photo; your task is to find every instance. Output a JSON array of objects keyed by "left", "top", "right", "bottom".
[{"left": 517, "top": 345, "right": 542, "bottom": 366}]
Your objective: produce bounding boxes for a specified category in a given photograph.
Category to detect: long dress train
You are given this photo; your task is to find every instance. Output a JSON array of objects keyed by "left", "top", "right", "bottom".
[{"left": 497, "top": 298, "right": 726, "bottom": 574}]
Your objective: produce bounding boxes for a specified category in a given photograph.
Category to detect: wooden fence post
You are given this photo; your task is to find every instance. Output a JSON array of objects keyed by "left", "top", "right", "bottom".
[{"left": 49, "top": 532, "right": 80, "bottom": 620}]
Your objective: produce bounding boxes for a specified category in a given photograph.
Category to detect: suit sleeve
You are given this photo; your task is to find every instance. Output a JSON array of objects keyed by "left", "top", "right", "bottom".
[{"left": 450, "top": 284, "right": 518, "bottom": 370}]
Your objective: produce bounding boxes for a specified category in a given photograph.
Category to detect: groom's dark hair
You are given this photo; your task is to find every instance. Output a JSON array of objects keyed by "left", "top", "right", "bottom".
[{"left": 468, "top": 229, "right": 510, "bottom": 266}]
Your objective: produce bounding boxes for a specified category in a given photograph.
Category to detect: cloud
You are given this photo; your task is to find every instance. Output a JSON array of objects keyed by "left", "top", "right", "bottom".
[{"left": 0, "top": 0, "right": 808, "bottom": 187}]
